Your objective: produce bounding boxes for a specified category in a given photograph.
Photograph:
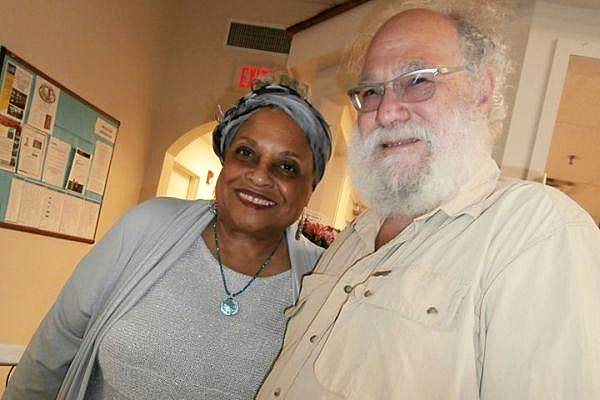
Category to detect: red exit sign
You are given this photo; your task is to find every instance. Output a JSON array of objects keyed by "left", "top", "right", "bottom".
[{"left": 237, "top": 65, "right": 271, "bottom": 90}]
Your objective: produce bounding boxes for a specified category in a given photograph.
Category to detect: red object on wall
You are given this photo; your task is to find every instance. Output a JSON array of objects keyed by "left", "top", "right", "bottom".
[{"left": 238, "top": 66, "right": 271, "bottom": 90}]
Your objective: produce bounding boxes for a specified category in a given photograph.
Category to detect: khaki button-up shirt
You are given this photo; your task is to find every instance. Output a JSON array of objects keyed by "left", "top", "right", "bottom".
[{"left": 258, "top": 159, "right": 600, "bottom": 399}]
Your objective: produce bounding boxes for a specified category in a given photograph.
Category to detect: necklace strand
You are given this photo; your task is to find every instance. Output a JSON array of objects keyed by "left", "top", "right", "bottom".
[{"left": 213, "top": 216, "right": 283, "bottom": 299}]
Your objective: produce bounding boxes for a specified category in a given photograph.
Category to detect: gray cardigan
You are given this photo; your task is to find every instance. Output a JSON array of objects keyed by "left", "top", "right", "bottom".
[{"left": 4, "top": 198, "right": 322, "bottom": 399}]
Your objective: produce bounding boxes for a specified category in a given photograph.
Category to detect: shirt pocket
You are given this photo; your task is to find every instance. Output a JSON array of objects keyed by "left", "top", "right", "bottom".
[
  {"left": 362, "top": 265, "right": 471, "bottom": 330},
  {"left": 313, "top": 265, "right": 472, "bottom": 399}
]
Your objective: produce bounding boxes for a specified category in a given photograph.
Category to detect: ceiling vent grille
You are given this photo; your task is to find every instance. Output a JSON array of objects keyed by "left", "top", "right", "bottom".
[{"left": 226, "top": 22, "right": 290, "bottom": 54}]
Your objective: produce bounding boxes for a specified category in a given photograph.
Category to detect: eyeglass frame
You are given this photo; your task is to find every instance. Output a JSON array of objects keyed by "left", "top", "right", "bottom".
[{"left": 347, "top": 65, "right": 469, "bottom": 113}]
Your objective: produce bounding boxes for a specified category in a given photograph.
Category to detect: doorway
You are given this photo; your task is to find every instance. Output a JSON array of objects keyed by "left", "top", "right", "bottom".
[
  {"left": 157, "top": 121, "right": 221, "bottom": 201},
  {"left": 544, "top": 55, "right": 600, "bottom": 226}
]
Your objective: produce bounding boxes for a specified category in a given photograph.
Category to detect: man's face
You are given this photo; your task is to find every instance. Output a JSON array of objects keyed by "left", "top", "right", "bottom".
[
  {"left": 357, "top": 10, "right": 475, "bottom": 175},
  {"left": 349, "top": 10, "right": 492, "bottom": 217}
]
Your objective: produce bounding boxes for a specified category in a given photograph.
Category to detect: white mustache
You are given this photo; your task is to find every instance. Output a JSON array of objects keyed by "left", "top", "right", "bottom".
[
  {"left": 363, "top": 123, "right": 435, "bottom": 159},
  {"left": 349, "top": 108, "right": 493, "bottom": 218}
]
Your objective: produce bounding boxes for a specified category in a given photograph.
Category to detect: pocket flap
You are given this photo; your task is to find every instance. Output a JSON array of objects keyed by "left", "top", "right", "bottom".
[{"left": 363, "top": 266, "right": 471, "bottom": 330}]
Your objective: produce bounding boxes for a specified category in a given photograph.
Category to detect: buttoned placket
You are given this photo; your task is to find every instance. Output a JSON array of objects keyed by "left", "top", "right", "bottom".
[{"left": 267, "top": 220, "right": 427, "bottom": 398}]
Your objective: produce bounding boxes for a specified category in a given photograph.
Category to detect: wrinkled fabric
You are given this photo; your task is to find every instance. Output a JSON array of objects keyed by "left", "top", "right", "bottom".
[
  {"left": 258, "top": 159, "right": 600, "bottom": 400},
  {"left": 86, "top": 239, "right": 294, "bottom": 399}
]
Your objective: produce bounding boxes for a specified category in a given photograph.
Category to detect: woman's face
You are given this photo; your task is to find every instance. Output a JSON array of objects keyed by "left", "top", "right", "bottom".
[{"left": 215, "top": 108, "right": 315, "bottom": 238}]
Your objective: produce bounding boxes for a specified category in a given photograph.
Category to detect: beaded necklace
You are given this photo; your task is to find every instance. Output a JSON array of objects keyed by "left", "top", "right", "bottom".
[{"left": 212, "top": 216, "right": 283, "bottom": 316}]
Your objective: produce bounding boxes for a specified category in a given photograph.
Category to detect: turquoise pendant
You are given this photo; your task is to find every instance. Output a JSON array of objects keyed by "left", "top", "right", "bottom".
[{"left": 220, "top": 297, "right": 239, "bottom": 316}]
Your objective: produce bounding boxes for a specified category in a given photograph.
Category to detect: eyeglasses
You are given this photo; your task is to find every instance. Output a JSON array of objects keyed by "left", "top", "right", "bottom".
[{"left": 347, "top": 66, "right": 467, "bottom": 113}]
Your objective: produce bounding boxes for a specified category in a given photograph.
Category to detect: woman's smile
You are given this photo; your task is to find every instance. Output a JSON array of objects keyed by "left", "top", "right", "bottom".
[{"left": 236, "top": 189, "right": 277, "bottom": 208}]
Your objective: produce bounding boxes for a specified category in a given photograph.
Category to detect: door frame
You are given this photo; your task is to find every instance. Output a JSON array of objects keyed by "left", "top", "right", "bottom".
[{"left": 527, "top": 38, "right": 600, "bottom": 181}]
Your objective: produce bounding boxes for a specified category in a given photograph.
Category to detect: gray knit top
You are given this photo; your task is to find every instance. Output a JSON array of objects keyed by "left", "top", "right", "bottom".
[{"left": 86, "top": 236, "right": 294, "bottom": 399}]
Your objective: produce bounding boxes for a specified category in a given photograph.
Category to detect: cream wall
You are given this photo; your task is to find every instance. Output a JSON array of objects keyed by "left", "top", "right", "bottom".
[{"left": 0, "top": 0, "right": 173, "bottom": 391}]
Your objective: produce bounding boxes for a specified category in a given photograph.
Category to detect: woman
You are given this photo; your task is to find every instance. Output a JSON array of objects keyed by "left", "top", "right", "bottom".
[{"left": 4, "top": 84, "right": 332, "bottom": 399}]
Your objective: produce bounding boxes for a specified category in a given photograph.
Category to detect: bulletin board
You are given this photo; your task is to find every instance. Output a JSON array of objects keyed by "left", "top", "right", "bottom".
[{"left": 0, "top": 46, "right": 120, "bottom": 243}]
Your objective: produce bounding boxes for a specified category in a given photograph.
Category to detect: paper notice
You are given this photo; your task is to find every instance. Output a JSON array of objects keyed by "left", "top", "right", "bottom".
[
  {"left": 4, "top": 178, "right": 24, "bottom": 222},
  {"left": 0, "top": 62, "right": 33, "bottom": 121},
  {"left": 78, "top": 201, "right": 100, "bottom": 239},
  {"left": 0, "top": 124, "right": 20, "bottom": 172},
  {"left": 37, "top": 188, "right": 65, "bottom": 232},
  {"left": 28, "top": 77, "right": 60, "bottom": 134},
  {"left": 87, "top": 141, "right": 112, "bottom": 195},
  {"left": 16, "top": 181, "right": 44, "bottom": 227},
  {"left": 42, "top": 136, "right": 70, "bottom": 187},
  {"left": 59, "top": 195, "right": 83, "bottom": 236},
  {"left": 66, "top": 148, "right": 91, "bottom": 194},
  {"left": 16, "top": 125, "right": 47, "bottom": 180},
  {"left": 94, "top": 118, "right": 117, "bottom": 143}
]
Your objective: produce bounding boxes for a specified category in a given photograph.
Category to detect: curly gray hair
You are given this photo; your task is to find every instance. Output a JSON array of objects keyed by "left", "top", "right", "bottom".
[{"left": 343, "top": 0, "right": 514, "bottom": 138}]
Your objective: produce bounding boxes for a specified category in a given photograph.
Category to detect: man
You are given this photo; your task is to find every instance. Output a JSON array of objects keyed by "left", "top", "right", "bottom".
[{"left": 257, "top": 7, "right": 600, "bottom": 400}]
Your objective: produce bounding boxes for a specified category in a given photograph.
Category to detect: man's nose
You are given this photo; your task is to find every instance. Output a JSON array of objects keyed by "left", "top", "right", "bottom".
[
  {"left": 245, "top": 162, "right": 274, "bottom": 187},
  {"left": 375, "top": 86, "right": 410, "bottom": 128}
]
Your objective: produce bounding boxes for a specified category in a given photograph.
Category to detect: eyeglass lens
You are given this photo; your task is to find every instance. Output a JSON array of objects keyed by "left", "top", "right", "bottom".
[{"left": 353, "top": 71, "right": 436, "bottom": 112}]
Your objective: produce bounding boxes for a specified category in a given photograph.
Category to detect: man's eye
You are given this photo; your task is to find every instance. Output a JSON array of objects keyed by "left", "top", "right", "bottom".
[
  {"left": 361, "top": 88, "right": 379, "bottom": 99},
  {"left": 408, "top": 75, "right": 430, "bottom": 86}
]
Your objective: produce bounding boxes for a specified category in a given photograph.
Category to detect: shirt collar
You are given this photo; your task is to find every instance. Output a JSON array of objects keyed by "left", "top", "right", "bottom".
[
  {"left": 352, "top": 157, "right": 500, "bottom": 239},
  {"left": 437, "top": 157, "right": 500, "bottom": 219},
  {"left": 352, "top": 208, "right": 384, "bottom": 253}
]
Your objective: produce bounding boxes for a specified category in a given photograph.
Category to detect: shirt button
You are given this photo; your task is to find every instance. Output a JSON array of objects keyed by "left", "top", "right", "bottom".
[
  {"left": 364, "top": 290, "right": 373, "bottom": 297},
  {"left": 309, "top": 334, "right": 318, "bottom": 343},
  {"left": 426, "top": 306, "right": 438, "bottom": 315},
  {"left": 274, "top": 387, "right": 281, "bottom": 397},
  {"left": 343, "top": 285, "right": 353, "bottom": 293}
]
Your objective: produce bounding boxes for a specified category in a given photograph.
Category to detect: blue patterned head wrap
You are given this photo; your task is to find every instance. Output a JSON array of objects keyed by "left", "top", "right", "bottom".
[{"left": 212, "top": 84, "right": 332, "bottom": 187}]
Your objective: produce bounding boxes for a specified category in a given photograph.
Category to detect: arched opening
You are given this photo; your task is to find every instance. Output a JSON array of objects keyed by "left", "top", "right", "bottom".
[{"left": 157, "top": 120, "right": 222, "bottom": 201}]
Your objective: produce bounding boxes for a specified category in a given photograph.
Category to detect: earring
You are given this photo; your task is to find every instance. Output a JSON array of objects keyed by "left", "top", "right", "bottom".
[
  {"left": 209, "top": 201, "right": 218, "bottom": 215},
  {"left": 295, "top": 207, "right": 307, "bottom": 240}
]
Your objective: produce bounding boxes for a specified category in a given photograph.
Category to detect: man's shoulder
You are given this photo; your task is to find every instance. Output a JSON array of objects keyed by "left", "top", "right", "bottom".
[{"left": 492, "top": 178, "right": 594, "bottom": 227}]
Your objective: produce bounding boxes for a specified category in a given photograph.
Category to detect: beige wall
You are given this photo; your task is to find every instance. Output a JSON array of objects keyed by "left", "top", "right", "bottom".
[{"left": 0, "top": 0, "right": 173, "bottom": 391}]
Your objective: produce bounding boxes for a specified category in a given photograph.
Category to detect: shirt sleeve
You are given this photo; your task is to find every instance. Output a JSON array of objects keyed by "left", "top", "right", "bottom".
[
  {"left": 3, "top": 211, "right": 130, "bottom": 399},
  {"left": 479, "top": 222, "right": 600, "bottom": 399}
]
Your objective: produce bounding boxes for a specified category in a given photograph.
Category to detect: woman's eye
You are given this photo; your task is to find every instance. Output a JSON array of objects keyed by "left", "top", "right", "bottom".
[
  {"left": 277, "top": 162, "right": 298, "bottom": 176},
  {"left": 235, "top": 146, "right": 254, "bottom": 159}
]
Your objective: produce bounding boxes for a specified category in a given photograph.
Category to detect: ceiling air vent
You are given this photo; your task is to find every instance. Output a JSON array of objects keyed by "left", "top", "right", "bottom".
[{"left": 226, "top": 22, "right": 290, "bottom": 54}]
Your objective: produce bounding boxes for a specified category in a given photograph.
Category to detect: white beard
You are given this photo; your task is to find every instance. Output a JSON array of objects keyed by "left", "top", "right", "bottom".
[{"left": 348, "top": 108, "right": 493, "bottom": 218}]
